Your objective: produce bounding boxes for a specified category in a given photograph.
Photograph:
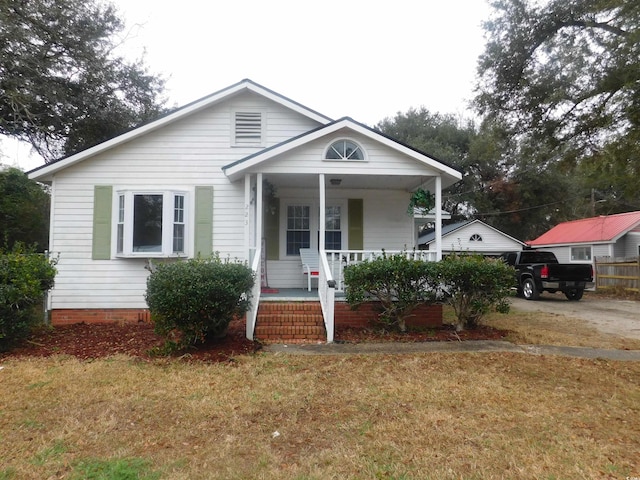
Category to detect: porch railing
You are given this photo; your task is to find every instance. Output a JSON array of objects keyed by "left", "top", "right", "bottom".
[
  {"left": 318, "top": 250, "right": 335, "bottom": 343},
  {"left": 325, "top": 249, "right": 438, "bottom": 293},
  {"left": 246, "top": 247, "right": 262, "bottom": 340}
]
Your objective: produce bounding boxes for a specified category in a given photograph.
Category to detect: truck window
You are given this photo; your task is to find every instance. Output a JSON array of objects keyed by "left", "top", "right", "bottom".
[
  {"left": 519, "top": 251, "right": 558, "bottom": 264},
  {"left": 503, "top": 253, "right": 517, "bottom": 266}
]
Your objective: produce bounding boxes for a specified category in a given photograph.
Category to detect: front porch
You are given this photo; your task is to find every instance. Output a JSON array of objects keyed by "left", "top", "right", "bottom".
[
  {"left": 247, "top": 250, "right": 442, "bottom": 344},
  {"left": 229, "top": 124, "right": 462, "bottom": 343}
]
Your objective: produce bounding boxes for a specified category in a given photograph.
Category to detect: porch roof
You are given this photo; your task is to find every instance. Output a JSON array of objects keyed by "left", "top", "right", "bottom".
[{"left": 222, "top": 117, "right": 462, "bottom": 191}]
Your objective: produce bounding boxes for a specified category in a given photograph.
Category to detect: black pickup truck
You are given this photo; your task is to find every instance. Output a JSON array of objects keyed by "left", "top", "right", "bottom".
[{"left": 501, "top": 250, "right": 593, "bottom": 301}]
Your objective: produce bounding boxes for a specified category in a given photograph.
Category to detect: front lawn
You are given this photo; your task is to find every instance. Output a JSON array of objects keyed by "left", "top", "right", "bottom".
[{"left": 1, "top": 353, "right": 639, "bottom": 479}]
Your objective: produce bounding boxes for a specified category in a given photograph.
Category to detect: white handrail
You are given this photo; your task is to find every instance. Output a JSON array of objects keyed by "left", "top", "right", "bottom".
[
  {"left": 318, "top": 250, "right": 335, "bottom": 343},
  {"left": 246, "top": 247, "right": 262, "bottom": 340},
  {"left": 326, "top": 250, "right": 438, "bottom": 293}
]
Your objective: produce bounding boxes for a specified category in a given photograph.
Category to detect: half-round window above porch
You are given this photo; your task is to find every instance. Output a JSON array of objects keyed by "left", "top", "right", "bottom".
[
  {"left": 324, "top": 139, "right": 365, "bottom": 161},
  {"left": 470, "top": 234, "right": 483, "bottom": 242}
]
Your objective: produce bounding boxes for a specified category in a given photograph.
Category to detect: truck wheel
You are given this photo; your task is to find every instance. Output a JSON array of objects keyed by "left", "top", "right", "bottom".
[
  {"left": 565, "top": 288, "right": 584, "bottom": 301},
  {"left": 522, "top": 278, "right": 540, "bottom": 300}
]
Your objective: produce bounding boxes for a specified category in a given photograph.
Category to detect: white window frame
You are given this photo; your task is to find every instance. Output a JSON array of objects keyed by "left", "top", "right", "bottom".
[
  {"left": 279, "top": 200, "right": 347, "bottom": 258},
  {"left": 323, "top": 138, "right": 367, "bottom": 162},
  {"left": 231, "top": 109, "right": 265, "bottom": 147},
  {"left": 570, "top": 245, "right": 592, "bottom": 262},
  {"left": 324, "top": 205, "right": 343, "bottom": 250},
  {"left": 114, "top": 190, "right": 190, "bottom": 258}
]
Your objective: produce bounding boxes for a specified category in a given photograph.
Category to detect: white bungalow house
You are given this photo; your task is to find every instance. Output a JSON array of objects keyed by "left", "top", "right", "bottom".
[
  {"left": 28, "top": 79, "right": 462, "bottom": 342},
  {"left": 418, "top": 219, "right": 526, "bottom": 256}
]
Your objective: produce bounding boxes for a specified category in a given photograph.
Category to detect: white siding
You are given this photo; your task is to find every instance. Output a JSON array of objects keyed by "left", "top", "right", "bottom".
[
  {"left": 624, "top": 232, "right": 640, "bottom": 257},
  {"left": 48, "top": 92, "right": 324, "bottom": 310},
  {"left": 593, "top": 244, "right": 613, "bottom": 258},
  {"left": 441, "top": 223, "right": 523, "bottom": 254}
]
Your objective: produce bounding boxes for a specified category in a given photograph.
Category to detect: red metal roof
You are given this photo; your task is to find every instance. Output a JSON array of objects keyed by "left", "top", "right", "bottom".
[{"left": 528, "top": 211, "right": 640, "bottom": 246}]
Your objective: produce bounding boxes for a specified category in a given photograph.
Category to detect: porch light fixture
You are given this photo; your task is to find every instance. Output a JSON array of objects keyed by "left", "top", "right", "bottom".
[{"left": 330, "top": 178, "right": 342, "bottom": 186}]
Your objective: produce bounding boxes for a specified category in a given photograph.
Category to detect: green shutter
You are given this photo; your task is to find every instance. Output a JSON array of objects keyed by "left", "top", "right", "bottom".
[
  {"left": 348, "top": 198, "right": 363, "bottom": 250},
  {"left": 92, "top": 186, "right": 113, "bottom": 260},
  {"left": 194, "top": 186, "right": 214, "bottom": 257},
  {"left": 264, "top": 198, "right": 280, "bottom": 260}
]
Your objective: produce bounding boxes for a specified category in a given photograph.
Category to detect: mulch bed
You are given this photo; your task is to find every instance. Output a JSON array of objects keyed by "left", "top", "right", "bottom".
[{"left": 1, "top": 319, "right": 508, "bottom": 363}]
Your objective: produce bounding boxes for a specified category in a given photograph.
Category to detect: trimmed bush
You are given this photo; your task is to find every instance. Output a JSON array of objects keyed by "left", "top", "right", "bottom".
[
  {"left": 343, "top": 252, "right": 441, "bottom": 332},
  {"left": 0, "top": 245, "right": 57, "bottom": 349},
  {"left": 145, "top": 255, "right": 254, "bottom": 347},
  {"left": 439, "top": 254, "right": 514, "bottom": 331}
]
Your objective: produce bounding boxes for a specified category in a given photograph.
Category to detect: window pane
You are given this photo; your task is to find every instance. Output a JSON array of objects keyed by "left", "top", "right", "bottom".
[
  {"left": 287, "top": 231, "right": 310, "bottom": 256},
  {"left": 325, "top": 231, "right": 342, "bottom": 250},
  {"left": 133, "top": 194, "right": 163, "bottom": 252},
  {"left": 326, "top": 140, "right": 364, "bottom": 160},
  {"left": 326, "top": 206, "right": 341, "bottom": 230},
  {"left": 118, "top": 195, "right": 125, "bottom": 222},
  {"left": 117, "top": 195, "right": 125, "bottom": 253},
  {"left": 173, "top": 224, "right": 184, "bottom": 254},
  {"left": 344, "top": 141, "right": 363, "bottom": 160},
  {"left": 174, "top": 195, "right": 184, "bottom": 223},
  {"left": 117, "top": 224, "right": 124, "bottom": 254},
  {"left": 287, "top": 205, "right": 310, "bottom": 230}
]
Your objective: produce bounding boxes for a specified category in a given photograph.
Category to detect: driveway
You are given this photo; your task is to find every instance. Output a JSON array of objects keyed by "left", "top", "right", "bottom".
[{"left": 510, "top": 294, "right": 640, "bottom": 340}]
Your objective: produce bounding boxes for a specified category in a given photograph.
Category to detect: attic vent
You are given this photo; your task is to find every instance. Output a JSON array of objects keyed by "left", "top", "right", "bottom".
[{"left": 234, "top": 111, "right": 263, "bottom": 145}]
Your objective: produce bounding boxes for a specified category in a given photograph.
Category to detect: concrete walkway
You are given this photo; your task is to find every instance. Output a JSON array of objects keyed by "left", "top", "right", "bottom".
[{"left": 264, "top": 340, "right": 640, "bottom": 361}]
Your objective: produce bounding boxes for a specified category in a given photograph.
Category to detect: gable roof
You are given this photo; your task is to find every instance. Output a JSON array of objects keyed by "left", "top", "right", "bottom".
[
  {"left": 418, "top": 219, "right": 525, "bottom": 246},
  {"left": 528, "top": 211, "right": 640, "bottom": 246},
  {"left": 28, "top": 79, "right": 333, "bottom": 181},
  {"left": 222, "top": 116, "right": 463, "bottom": 187}
]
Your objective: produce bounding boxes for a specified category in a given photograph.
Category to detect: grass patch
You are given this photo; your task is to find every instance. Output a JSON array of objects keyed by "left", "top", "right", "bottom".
[
  {"left": 1, "top": 354, "right": 639, "bottom": 479},
  {"left": 481, "top": 307, "right": 640, "bottom": 350},
  {"left": 70, "top": 457, "right": 161, "bottom": 480}
]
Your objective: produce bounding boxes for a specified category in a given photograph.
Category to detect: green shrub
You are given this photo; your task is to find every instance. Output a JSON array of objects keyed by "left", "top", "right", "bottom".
[
  {"left": 0, "top": 244, "right": 57, "bottom": 349},
  {"left": 438, "top": 254, "right": 514, "bottom": 331},
  {"left": 145, "top": 255, "right": 254, "bottom": 348},
  {"left": 343, "top": 252, "right": 441, "bottom": 332}
]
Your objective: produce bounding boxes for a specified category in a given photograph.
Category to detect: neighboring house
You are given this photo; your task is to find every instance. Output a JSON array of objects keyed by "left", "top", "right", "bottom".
[
  {"left": 527, "top": 211, "right": 640, "bottom": 263},
  {"left": 28, "top": 79, "right": 462, "bottom": 341},
  {"left": 418, "top": 219, "right": 526, "bottom": 256}
]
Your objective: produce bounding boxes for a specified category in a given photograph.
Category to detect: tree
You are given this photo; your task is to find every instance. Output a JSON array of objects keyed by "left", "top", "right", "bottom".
[
  {"left": 375, "top": 108, "right": 480, "bottom": 218},
  {"left": 476, "top": 0, "right": 640, "bottom": 212},
  {"left": 0, "top": 0, "right": 166, "bottom": 162},
  {"left": 0, "top": 167, "right": 49, "bottom": 250},
  {"left": 376, "top": 109, "right": 587, "bottom": 241}
]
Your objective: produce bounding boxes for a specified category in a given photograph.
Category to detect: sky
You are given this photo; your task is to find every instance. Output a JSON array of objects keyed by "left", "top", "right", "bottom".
[{"left": 2, "top": 0, "right": 493, "bottom": 171}]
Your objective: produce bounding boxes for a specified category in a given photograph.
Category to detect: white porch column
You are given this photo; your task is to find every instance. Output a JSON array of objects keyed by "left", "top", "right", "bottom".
[
  {"left": 244, "top": 174, "right": 251, "bottom": 262},
  {"left": 435, "top": 175, "right": 442, "bottom": 261},
  {"left": 255, "top": 173, "right": 263, "bottom": 258},
  {"left": 319, "top": 173, "right": 326, "bottom": 251}
]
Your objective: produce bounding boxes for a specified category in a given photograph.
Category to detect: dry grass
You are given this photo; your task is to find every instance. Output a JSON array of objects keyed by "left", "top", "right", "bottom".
[
  {"left": 2, "top": 353, "right": 640, "bottom": 479},
  {"left": 479, "top": 308, "right": 640, "bottom": 350}
]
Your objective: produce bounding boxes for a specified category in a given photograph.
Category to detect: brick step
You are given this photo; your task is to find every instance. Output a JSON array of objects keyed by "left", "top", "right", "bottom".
[
  {"left": 256, "top": 313, "right": 324, "bottom": 326},
  {"left": 255, "top": 301, "right": 326, "bottom": 344},
  {"left": 254, "top": 324, "right": 326, "bottom": 340},
  {"left": 257, "top": 303, "right": 322, "bottom": 314}
]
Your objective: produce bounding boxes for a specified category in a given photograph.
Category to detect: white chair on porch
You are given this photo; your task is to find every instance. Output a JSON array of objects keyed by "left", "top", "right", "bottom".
[{"left": 299, "top": 248, "right": 319, "bottom": 291}]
